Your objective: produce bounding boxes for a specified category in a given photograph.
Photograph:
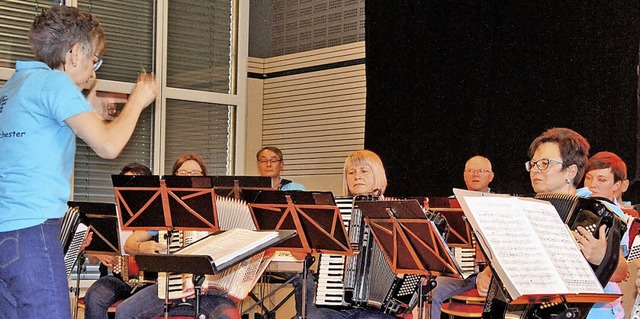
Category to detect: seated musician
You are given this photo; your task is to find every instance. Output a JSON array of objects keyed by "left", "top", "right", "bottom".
[
  {"left": 83, "top": 162, "right": 154, "bottom": 319},
  {"left": 580, "top": 151, "right": 629, "bottom": 206},
  {"left": 115, "top": 153, "right": 241, "bottom": 319},
  {"left": 256, "top": 146, "right": 306, "bottom": 190},
  {"left": 477, "top": 128, "right": 628, "bottom": 319},
  {"left": 462, "top": 155, "right": 495, "bottom": 193},
  {"left": 430, "top": 155, "right": 494, "bottom": 319},
  {"left": 580, "top": 151, "right": 636, "bottom": 219},
  {"left": 297, "top": 149, "right": 403, "bottom": 319}
]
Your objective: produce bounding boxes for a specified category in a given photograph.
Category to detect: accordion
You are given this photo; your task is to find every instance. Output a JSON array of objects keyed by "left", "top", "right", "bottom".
[
  {"left": 484, "top": 193, "right": 627, "bottom": 319},
  {"left": 535, "top": 193, "right": 627, "bottom": 241},
  {"left": 60, "top": 205, "right": 88, "bottom": 278},
  {"left": 315, "top": 196, "right": 421, "bottom": 315}
]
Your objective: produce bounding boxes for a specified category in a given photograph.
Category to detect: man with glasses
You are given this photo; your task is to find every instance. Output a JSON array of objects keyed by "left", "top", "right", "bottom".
[
  {"left": 256, "top": 146, "right": 305, "bottom": 190},
  {"left": 430, "top": 155, "right": 494, "bottom": 318},
  {"left": 463, "top": 155, "right": 494, "bottom": 192}
]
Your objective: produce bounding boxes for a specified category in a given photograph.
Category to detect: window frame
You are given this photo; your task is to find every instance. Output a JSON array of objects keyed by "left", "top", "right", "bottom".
[{"left": 0, "top": 0, "right": 250, "bottom": 199}]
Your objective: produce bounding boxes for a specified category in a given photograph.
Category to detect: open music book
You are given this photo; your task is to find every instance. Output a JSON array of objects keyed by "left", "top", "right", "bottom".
[
  {"left": 176, "top": 228, "right": 278, "bottom": 267},
  {"left": 147, "top": 229, "right": 292, "bottom": 300},
  {"left": 453, "top": 189, "right": 610, "bottom": 303}
]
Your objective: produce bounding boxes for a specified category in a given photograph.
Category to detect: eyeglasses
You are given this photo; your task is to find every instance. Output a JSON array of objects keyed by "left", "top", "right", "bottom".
[
  {"left": 93, "top": 54, "right": 103, "bottom": 71},
  {"left": 258, "top": 158, "right": 282, "bottom": 165},
  {"left": 464, "top": 169, "right": 491, "bottom": 174},
  {"left": 525, "top": 159, "right": 566, "bottom": 172},
  {"left": 176, "top": 170, "right": 203, "bottom": 176}
]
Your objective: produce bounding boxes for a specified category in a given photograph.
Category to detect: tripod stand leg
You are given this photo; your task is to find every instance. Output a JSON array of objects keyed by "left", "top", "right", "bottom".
[
  {"left": 418, "top": 277, "right": 437, "bottom": 319},
  {"left": 193, "top": 274, "right": 205, "bottom": 319},
  {"left": 298, "top": 255, "right": 315, "bottom": 319},
  {"left": 72, "top": 252, "right": 85, "bottom": 319}
]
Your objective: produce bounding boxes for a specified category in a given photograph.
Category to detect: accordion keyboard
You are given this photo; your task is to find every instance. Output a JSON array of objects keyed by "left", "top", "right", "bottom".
[{"left": 315, "top": 196, "right": 353, "bottom": 307}]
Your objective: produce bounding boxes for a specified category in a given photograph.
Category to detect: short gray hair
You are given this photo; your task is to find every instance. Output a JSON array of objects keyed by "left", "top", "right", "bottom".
[{"left": 29, "top": 5, "right": 105, "bottom": 69}]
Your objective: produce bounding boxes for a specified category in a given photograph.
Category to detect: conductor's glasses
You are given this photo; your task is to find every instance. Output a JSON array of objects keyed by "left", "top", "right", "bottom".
[
  {"left": 525, "top": 159, "right": 566, "bottom": 172},
  {"left": 258, "top": 158, "right": 282, "bottom": 165},
  {"left": 93, "top": 54, "right": 103, "bottom": 71}
]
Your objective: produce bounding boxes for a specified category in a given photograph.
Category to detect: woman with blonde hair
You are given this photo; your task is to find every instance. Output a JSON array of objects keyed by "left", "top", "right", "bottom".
[
  {"left": 299, "top": 149, "right": 397, "bottom": 319},
  {"left": 342, "top": 149, "right": 387, "bottom": 196}
]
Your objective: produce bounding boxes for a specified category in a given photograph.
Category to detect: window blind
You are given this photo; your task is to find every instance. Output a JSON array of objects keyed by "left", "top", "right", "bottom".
[
  {"left": 73, "top": 0, "right": 156, "bottom": 202},
  {"left": 166, "top": 0, "right": 233, "bottom": 93},
  {"left": 0, "top": 1, "right": 55, "bottom": 68},
  {"left": 78, "top": 0, "right": 155, "bottom": 82},
  {"left": 163, "top": 0, "right": 235, "bottom": 175},
  {"left": 164, "top": 99, "right": 231, "bottom": 176}
]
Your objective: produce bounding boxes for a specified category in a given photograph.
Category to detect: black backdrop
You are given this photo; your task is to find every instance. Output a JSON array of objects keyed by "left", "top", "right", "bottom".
[{"left": 364, "top": 1, "right": 640, "bottom": 198}]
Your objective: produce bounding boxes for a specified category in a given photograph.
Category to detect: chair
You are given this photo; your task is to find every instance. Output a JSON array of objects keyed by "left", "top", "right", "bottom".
[{"left": 440, "top": 289, "right": 485, "bottom": 319}]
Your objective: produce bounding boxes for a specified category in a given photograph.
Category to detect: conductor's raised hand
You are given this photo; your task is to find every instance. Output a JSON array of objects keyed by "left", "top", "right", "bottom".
[{"left": 127, "top": 71, "right": 158, "bottom": 111}]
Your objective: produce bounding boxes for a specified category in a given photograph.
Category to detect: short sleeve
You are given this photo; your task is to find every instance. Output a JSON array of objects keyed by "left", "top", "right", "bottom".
[{"left": 41, "top": 72, "right": 92, "bottom": 125}]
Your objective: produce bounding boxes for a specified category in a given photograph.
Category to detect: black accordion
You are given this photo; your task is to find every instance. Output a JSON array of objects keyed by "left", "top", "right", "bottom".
[{"left": 484, "top": 193, "right": 627, "bottom": 319}]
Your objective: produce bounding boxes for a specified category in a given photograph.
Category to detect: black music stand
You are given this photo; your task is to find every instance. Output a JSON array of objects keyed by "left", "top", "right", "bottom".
[
  {"left": 247, "top": 190, "right": 353, "bottom": 319},
  {"left": 357, "top": 199, "right": 463, "bottom": 319},
  {"left": 112, "top": 175, "right": 219, "bottom": 319},
  {"left": 65, "top": 201, "right": 119, "bottom": 319},
  {"left": 113, "top": 175, "right": 218, "bottom": 232},
  {"left": 69, "top": 201, "right": 122, "bottom": 255},
  {"left": 210, "top": 175, "right": 272, "bottom": 199}
]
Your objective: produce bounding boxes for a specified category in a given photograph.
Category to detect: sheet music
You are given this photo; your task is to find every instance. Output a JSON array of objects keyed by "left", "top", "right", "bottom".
[
  {"left": 461, "top": 194, "right": 604, "bottom": 298},
  {"left": 519, "top": 199, "right": 603, "bottom": 293},
  {"left": 177, "top": 228, "right": 278, "bottom": 266}
]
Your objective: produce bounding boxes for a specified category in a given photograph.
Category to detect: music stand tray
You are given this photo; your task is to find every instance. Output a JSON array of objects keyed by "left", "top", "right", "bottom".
[
  {"left": 135, "top": 230, "right": 296, "bottom": 274},
  {"left": 357, "top": 199, "right": 463, "bottom": 277}
]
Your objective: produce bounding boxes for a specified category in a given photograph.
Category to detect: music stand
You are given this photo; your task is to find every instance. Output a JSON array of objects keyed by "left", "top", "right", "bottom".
[
  {"left": 210, "top": 175, "right": 272, "bottom": 199},
  {"left": 113, "top": 175, "right": 218, "bottom": 232},
  {"left": 247, "top": 190, "right": 353, "bottom": 319},
  {"left": 428, "top": 206, "right": 473, "bottom": 248},
  {"left": 357, "top": 199, "right": 463, "bottom": 319},
  {"left": 69, "top": 201, "right": 122, "bottom": 255},
  {"left": 112, "top": 174, "right": 219, "bottom": 319},
  {"left": 66, "top": 201, "right": 119, "bottom": 319}
]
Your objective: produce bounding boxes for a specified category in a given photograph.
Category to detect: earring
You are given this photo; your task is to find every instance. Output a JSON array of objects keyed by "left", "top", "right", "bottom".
[
  {"left": 72, "top": 61, "right": 77, "bottom": 67},
  {"left": 565, "top": 179, "right": 571, "bottom": 184}
]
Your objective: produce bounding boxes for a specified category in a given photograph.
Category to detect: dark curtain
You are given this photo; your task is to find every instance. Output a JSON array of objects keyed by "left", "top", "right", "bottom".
[{"left": 365, "top": 1, "right": 640, "bottom": 198}]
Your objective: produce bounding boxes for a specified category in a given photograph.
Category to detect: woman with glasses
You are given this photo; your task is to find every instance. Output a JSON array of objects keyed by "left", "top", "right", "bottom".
[
  {"left": 0, "top": 6, "right": 157, "bottom": 319},
  {"left": 116, "top": 153, "right": 241, "bottom": 319},
  {"left": 172, "top": 152, "right": 209, "bottom": 176},
  {"left": 478, "top": 128, "right": 628, "bottom": 319}
]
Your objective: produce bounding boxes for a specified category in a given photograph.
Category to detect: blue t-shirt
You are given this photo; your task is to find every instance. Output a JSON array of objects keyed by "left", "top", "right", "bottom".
[
  {"left": 0, "top": 61, "right": 91, "bottom": 231},
  {"left": 280, "top": 178, "right": 305, "bottom": 191}
]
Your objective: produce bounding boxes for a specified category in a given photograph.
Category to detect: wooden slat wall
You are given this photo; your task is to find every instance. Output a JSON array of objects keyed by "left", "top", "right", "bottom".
[{"left": 250, "top": 42, "right": 366, "bottom": 187}]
